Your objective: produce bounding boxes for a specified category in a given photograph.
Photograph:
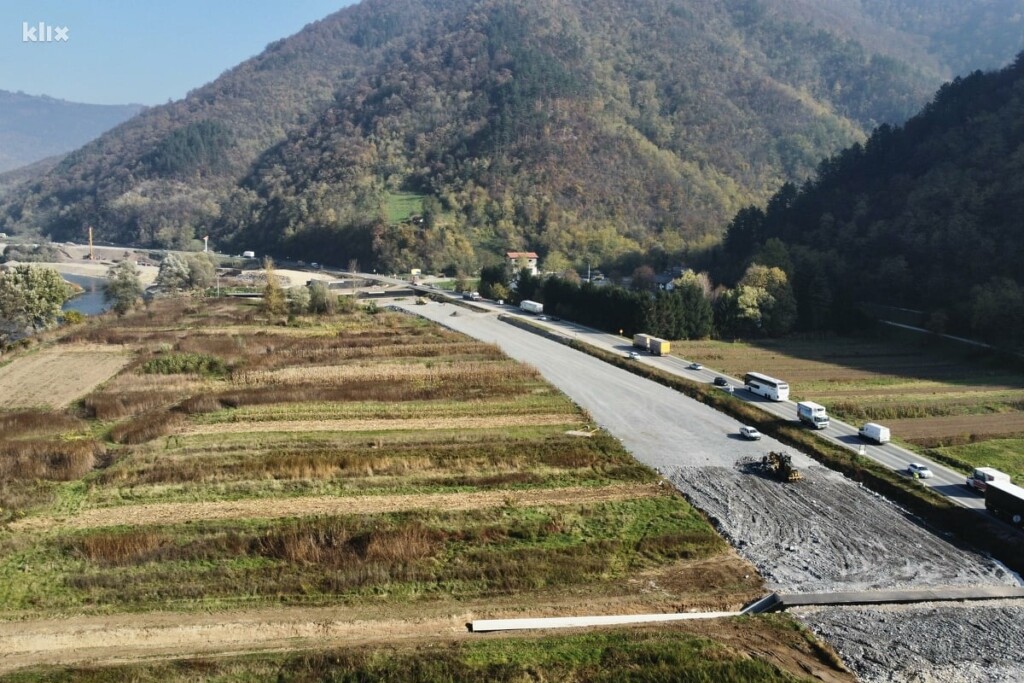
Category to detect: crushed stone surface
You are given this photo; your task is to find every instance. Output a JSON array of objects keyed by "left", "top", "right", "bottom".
[
  {"left": 794, "top": 600, "right": 1024, "bottom": 683},
  {"left": 669, "top": 465, "right": 1016, "bottom": 593}
]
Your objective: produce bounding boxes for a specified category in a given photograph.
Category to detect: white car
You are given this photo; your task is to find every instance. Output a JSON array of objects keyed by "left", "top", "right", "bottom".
[
  {"left": 907, "top": 463, "right": 933, "bottom": 479},
  {"left": 688, "top": 362, "right": 703, "bottom": 370},
  {"left": 628, "top": 351, "right": 640, "bottom": 360},
  {"left": 739, "top": 426, "right": 762, "bottom": 440}
]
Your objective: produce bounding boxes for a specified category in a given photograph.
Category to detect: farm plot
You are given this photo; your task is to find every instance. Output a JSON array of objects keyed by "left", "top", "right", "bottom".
[
  {"left": 0, "top": 344, "right": 129, "bottom": 410},
  {"left": 0, "top": 299, "right": 846, "bottom": 680}
]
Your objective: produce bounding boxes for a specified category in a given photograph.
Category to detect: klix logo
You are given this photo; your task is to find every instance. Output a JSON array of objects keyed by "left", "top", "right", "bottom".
[{"left": 23, "top": 21, "right": 70, "bottom": 42}]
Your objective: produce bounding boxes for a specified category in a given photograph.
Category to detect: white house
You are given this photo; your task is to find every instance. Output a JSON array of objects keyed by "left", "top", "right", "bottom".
[{"left": 506, "top": 251, "right": 539, "bottom": 276}]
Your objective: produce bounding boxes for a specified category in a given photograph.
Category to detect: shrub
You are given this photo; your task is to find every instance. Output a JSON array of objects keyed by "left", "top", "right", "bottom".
[
  {"left": 61, "top": 310, "right": 86, "bottom": 325},
  {"left": 142, "top": 352, "right": 228, "bottom": 377}
]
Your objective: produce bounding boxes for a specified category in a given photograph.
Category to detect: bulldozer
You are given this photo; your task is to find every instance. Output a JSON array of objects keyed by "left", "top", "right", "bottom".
[{"left": 761, "top": 451, "right": 803, "bottom": 482}]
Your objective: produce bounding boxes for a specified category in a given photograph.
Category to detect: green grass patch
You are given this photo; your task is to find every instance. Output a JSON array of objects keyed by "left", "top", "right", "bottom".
[
  {"left": 141, "top": 353, "right": 228, "bottom": 378},
  {"left": 384, "top": 191, "right": 426, "bottom": 224},
  {"left": 933, "top": 438, "right": 1024, "bottom": 482},
  {"left": 433, "top": 278, "right": 479, "bottom": 291}
]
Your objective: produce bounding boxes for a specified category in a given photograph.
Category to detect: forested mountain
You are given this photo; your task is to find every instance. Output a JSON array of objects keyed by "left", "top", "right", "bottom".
[
  {"left": 3, "top": 0, "right": 1023, "bottom": 272},
  {"left": 719, "top": 53, "right": 1024, "bottom": 348},
  {"left": 0, "top": 91, "right": 142, "bottom": 172}
]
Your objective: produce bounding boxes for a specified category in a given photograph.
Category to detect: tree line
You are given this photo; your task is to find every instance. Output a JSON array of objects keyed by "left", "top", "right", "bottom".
[{"left": 481, "top": 262, "right": 796, "bottom": 341}]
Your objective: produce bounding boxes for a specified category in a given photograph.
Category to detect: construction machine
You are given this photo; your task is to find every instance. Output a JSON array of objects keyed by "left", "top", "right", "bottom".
[{"left": 760, "top": 451, "right": 803, "bottom": 482}]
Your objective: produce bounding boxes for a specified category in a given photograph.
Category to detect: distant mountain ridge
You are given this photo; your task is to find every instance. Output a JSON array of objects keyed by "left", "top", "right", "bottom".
[
  {"left": 2, "top": 0, "right": 1023, "bottom": 271},
  {"left": 0, "top": 91, "right": 143, "bottom": 172}
]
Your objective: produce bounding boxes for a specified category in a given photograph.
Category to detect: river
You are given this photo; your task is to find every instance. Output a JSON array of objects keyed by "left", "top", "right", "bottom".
[{"left": 62, "top": 273, "right": 112, "bottom": 316}]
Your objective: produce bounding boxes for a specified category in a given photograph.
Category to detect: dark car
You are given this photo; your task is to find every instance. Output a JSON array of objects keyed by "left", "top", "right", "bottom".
[{"left": 713, "top": 377, "right": 729, "bottom": 387}]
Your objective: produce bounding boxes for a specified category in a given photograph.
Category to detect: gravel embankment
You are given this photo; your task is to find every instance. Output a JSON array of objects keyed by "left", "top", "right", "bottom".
[
  {"left": 795, "top": 600, "right": 1024, "bottom": 683},
  {"left": 670, "top": 465, "right": 1016, "bottom": 593}
]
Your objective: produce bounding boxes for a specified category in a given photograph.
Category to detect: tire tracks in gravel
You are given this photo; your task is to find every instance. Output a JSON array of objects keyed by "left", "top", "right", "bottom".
[{"left": 669, "top": 465, "right": 1016, "bottom": 593}]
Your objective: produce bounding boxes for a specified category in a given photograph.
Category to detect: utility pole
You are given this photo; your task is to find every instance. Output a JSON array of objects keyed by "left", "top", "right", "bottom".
[{"left": 88, "top": 226, "right": 94, "bottom": 261}]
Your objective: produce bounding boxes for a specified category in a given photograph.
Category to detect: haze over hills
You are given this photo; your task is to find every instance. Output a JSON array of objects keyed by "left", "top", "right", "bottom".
[
  {"left": 2, "top": 0, "right": 1023, "bottom": 272},
  {"left": 0, "top": 91, "right": 143, "bottom": 173}
]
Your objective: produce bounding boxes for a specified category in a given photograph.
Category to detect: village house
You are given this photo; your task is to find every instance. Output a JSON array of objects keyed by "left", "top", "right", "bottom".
[{"left": 506, "top": 251, "right": 539, "bottom": 276}]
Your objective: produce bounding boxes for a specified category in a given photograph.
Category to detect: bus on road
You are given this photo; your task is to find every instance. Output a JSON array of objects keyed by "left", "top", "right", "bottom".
[{"left": 744, "top": 372, "right": 790, "bottom": 401}]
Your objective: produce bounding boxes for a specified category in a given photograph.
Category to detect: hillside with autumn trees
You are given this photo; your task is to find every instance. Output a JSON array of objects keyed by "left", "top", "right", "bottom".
[
  {"left": 717, "top": 53, "right": 1024, "bottom": 348},
  {"left": 2, "top": 0, "right": 1022, "bottom": 273}
]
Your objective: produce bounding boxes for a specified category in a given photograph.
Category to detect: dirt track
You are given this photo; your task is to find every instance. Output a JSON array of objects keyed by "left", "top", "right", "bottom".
[
  {"left": 0, "top": 607, "right": 468, "bottom": 674},
  {"left": 11, "top": 483, "right": 662, "bottom": 531},
  {"left": 0, "top": 601, "right": 852, "bottom": 680}
]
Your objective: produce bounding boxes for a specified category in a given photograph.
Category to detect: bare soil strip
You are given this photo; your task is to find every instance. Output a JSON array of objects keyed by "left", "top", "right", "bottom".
[
  {"left": 0, "top": 345, "right": 129, "bottom": 409},
  {"left": 0, "top": 599, "right": 850, "bottom": 681},
  {"left": 180, "top": 413, "right": 580, "bottom": 435},
  {"left": 0, "top": 611, "right": 470, "bottom": 674},
  {"left": 12, "top": 483, "right": 662, "bottom": 531}
]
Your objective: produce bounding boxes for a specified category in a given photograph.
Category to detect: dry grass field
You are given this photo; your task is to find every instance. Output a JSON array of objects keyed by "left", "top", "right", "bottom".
[
  {"left": 0, "top": 344, "right": 129, "bottom": 410},
  {"left": 676, "top": 336, "right": 1024, "bottom": 479},
  {"left": 0, "top": 299, "right": 847, "bottom": 681}
]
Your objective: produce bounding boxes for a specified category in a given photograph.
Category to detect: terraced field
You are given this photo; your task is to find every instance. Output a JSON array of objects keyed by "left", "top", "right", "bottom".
[
  {"left": 676, "top": 336, "right": 1024, "bottom": 480},
  {"left": 0, "top": 299, "right": 845, "bottom": 680}
]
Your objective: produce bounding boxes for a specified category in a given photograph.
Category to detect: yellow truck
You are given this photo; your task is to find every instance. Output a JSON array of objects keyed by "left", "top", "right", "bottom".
[{"left": 632, "top": 333, "right": 671, "bottom": 356}]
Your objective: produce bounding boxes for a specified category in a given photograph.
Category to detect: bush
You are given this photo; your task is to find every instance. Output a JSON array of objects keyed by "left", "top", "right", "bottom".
[
  {"left": 61, "top": 310, "right": 86, "bottom": 325},
  {"left": 141, "top": 352, "right": 228, "bottom": 377}
]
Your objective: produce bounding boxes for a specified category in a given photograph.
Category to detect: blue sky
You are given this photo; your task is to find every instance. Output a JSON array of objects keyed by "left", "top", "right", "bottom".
[{"left": 0, "top": 1, "right": 357, "bottom": 105}]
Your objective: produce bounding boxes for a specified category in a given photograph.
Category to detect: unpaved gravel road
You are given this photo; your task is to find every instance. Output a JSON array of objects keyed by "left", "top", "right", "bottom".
[
  {"left": 795, "top": 600, "right": 1024, "bottom": 683},
  {"left": 669, "top": 465, "right": 1016, "bottom": 593}
]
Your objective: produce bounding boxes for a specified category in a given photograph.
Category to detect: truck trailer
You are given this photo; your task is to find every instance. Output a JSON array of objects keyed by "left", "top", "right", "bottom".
[
  {"left": 520, "top": 300, "right": 543, "bottom": 314},
  {"left": 985, "top": 480, "right": 1024, "bottom": 526},
  {"left": 966, "top": 467, "right": 1010, "bottom": 493},
  {"left": 796, "top": 401, "right": 829, "bottom": 429},
  {"left": 632, "top": 333, "right": 670, "bottom": 356}
]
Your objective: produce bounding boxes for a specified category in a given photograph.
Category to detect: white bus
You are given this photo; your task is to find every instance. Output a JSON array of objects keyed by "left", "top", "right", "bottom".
[{"left": 744, "top": 372, "right": 790, "bottom": 401}]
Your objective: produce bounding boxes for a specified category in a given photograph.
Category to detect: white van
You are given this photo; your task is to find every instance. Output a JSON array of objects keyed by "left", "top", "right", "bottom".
[
  {"left": 242, "top": 250, "right": 256, "bottom": 259},
  {"left": 858, "top": 422, "right": 890, "bottom": 444}
]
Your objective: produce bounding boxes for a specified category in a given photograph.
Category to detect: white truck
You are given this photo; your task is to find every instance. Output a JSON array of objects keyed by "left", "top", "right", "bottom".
[
  {"left": 966, "top": 467, "right": 1010, "bottom": 493},
  {"left": 520, "top": 300, "right": 543, "bottom": 314},
  {"left": 858, "top": 422, "right": 891, "bottom": 444},
  {"left": 796, "top": 401, "right": 829, "bottom": 429}
]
